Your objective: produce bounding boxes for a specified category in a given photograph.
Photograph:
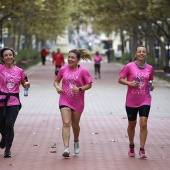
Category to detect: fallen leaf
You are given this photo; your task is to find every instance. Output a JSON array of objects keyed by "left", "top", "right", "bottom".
[
  {"left": 161, "top": 156, "right": 167, "bottom": 159},
  {"left": 33, "top": 144, "right": 39, "bottom": 146},
  {"left": 54, "top": 127, "right": 60, "bottom": 130},
  {"left": 50, "top": 150, "right": 57, "bottom": 153},
  {"left": 109, "top": 140, "right": 118, "bottom": 142},
  {"left": 8, "top": 164, "right": 15, "bottom": 166},
  {"left": 51, "top": 143, "right": 57, "bottom": 148},
  {"left": 92, "top": 132, "right": 99, "bottom": 134}
]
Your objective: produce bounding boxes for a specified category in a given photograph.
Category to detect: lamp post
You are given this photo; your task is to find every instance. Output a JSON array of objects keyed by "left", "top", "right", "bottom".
[
  {"left": 154, "top": 42, "right": 160, "bottom": 68},
  {"left": 0, "top": 13, "right": 3, "bottom": 48},
  {"left": 137, "top": 25, "right": 143, "bottom": 45},
  {"left": 167, "top": 40, "right": 170, "bottom": 67},
  {"left": 167, "top": 18, "right": 170, "bottom": 67}
]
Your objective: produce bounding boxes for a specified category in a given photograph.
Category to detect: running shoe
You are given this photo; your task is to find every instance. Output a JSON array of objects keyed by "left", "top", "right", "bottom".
[
  {"left": 128, "top": 144, "right": 135, "bottom": 157},
  {"left": 62, "top": 148, "right": 70, "bottom": 157},
  {"left": 139, "top": 148, "right": 147, "bottom": 158},
  {"left": 4, "top": 149, "right": 11, "bottom": 158},
  {"left": 74, "top": 141, "right": 80, "bottom": 154}
]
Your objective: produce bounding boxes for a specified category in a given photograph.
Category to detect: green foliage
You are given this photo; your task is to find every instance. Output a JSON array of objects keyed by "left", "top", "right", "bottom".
[
  {"left": 1, "top": 0, "right": 70, "bottom": 44},
  {"left": 154, "top": 72, "right": 170, "bottom": 82},
  {"left": 15, "top": 49, "right": 40, "bottom": 69}
]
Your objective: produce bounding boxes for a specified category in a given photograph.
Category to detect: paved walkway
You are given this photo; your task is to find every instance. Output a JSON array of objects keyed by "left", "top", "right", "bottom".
[{"left": 0, "top": 59, "right": 170, "bottom": 170}]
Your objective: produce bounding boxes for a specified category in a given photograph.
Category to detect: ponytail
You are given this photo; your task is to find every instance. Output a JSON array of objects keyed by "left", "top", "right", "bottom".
[
  {"left": 69, "top": 49, "right": 92, "bottom": 61},
  {"left": 132, "top": 57, "right": 136, "bottom": 61}
]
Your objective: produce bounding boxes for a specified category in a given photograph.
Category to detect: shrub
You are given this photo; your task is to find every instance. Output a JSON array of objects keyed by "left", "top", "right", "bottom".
[{"left": 15, "top": 49, "right": 40, "bottom": 69}]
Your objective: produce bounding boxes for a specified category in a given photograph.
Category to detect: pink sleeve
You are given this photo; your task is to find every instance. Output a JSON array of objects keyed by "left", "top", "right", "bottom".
[
  {"left": 82, "top": 69, "right": 93, "bottom": 84},
  {"left": 21, "top": 70, "right": 26, "bottom": 81},
  {"left": 150, "top": 67, "right": 154, "bottom": 80},
  {"left": 57, "top": 66, "right": 64, "bottom": 81},
  {"left": 119, "top": 65, "right": 129, "bottom": 78}
]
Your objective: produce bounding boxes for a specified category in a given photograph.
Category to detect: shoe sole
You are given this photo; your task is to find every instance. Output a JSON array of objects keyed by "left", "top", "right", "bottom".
[
  {"left": 128, "top": 153, "right": 135, "bottom": 157},
  {"left": 128, "top": 154, "right": 135, "bottom": 157},
  {"left": 128, "top": 152, "right": 135, "bottom": 157},
  {"left": 0, "top": 146, "right": 5, "bottom": 149},
  {"left": 62, "top": 152, "right": 70, "bottom": 157},
  {"left": 139, "top": 155, "right": 147, "bottom": 159},
  {"left": 139, "top": 151, "right": 147, "bottom": 158},
  {"left": 74, "top": 151, "right": 80, "bottom": 154},
  {"left": 4, "top": 155, "right": 11, "bottom": 158}
]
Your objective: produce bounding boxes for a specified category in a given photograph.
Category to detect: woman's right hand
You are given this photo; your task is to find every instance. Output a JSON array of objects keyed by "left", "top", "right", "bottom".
[
  {"left": 118, "top": 78, "right": 138, "bottom": 87},
  {"left": 55, "top": 86, "right": 64, "bottom": 94},
  {"left": 129, "top": 80, "right": 139, "bottom": 87}
]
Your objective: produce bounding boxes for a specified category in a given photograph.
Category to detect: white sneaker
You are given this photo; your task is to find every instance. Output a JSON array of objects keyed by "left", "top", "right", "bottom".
[
  {"left": 62, "top": 148, "right": 70, "bottom": 157},
  {"left": 74, "top": 141, "right": 80, "bottom": 154}
]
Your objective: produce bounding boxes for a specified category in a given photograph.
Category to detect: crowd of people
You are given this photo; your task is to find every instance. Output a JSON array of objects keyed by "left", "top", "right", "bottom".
[{"left": 0, "top": 45, "right": 154, "bottom": 159}]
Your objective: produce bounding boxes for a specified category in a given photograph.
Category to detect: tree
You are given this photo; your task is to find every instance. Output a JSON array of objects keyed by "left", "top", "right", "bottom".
[{"left": 0, "top": 0, "right": 70, "bottom": 49}]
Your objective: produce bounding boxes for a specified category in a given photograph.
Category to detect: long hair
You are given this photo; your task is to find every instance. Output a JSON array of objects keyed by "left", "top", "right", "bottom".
[
  {"left": 132, "top": 45, "right": 146, "bottom": 61},
  {"left": 69, "top": 49, "right": 92, "bottom": 61}
]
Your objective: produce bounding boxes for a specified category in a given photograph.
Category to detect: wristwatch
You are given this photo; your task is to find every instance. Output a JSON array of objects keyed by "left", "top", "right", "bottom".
[{"left": 79, "top": 88, "right": 82, "bottom": 92}]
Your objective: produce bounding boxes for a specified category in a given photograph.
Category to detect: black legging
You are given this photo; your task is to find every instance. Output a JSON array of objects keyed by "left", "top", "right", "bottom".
[
  {"left": 41, "top": 56, "right": 46, "bottom": 65},
  {"left": 94, "top": 64, "right": 101, "bottom": 74},
  {"left": 0, "top": 106, "right": 19, "bottom": 149}
]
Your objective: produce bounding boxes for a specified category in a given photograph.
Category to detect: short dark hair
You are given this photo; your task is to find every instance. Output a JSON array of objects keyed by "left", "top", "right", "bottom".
[{"left": 0, "top": 47, "right": 15, "bottom": 58}]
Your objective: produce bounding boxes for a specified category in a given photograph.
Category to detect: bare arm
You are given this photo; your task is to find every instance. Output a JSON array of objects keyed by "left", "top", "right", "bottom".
[
  {"left": 54, "top": 77, "right": 64, "bottom": 94},
  {"left": 72, "top": 83, "right": 92, "bottom": 93},
  {"left": 118, "top": 77, "right": 138, "bottom": 87}
]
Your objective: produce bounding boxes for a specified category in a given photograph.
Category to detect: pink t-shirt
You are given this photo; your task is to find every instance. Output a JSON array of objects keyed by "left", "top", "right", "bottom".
[
  {"left": 57, "top": 65, "right": 93, "bottom": 113},
  {"left": 0, "top": 64, "right": 25, "bottom": 106},
  {"left": 94, "top": 55, "right": 102, "bottom": 65},
  {"left": 119, "top": 62, "right": 154, "bottom": 107}
]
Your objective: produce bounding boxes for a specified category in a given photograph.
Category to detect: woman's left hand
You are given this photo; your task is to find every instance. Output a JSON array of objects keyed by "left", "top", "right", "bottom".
[
  {"left": 72, "top": 86, "right": 79, "bottom": 93},
  {"left": 24, "top": 82, "right": 30, "bottom": 88}
]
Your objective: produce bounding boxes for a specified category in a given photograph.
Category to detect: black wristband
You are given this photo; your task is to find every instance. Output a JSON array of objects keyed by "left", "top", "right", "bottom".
[{"left": 79, "top": 88, "right": 82, "bottom": 92}]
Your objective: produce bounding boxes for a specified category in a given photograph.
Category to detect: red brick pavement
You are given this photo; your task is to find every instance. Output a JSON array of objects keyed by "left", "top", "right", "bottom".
[{"left": 0, "top": 60, "right": 170, "bottom": 170}]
